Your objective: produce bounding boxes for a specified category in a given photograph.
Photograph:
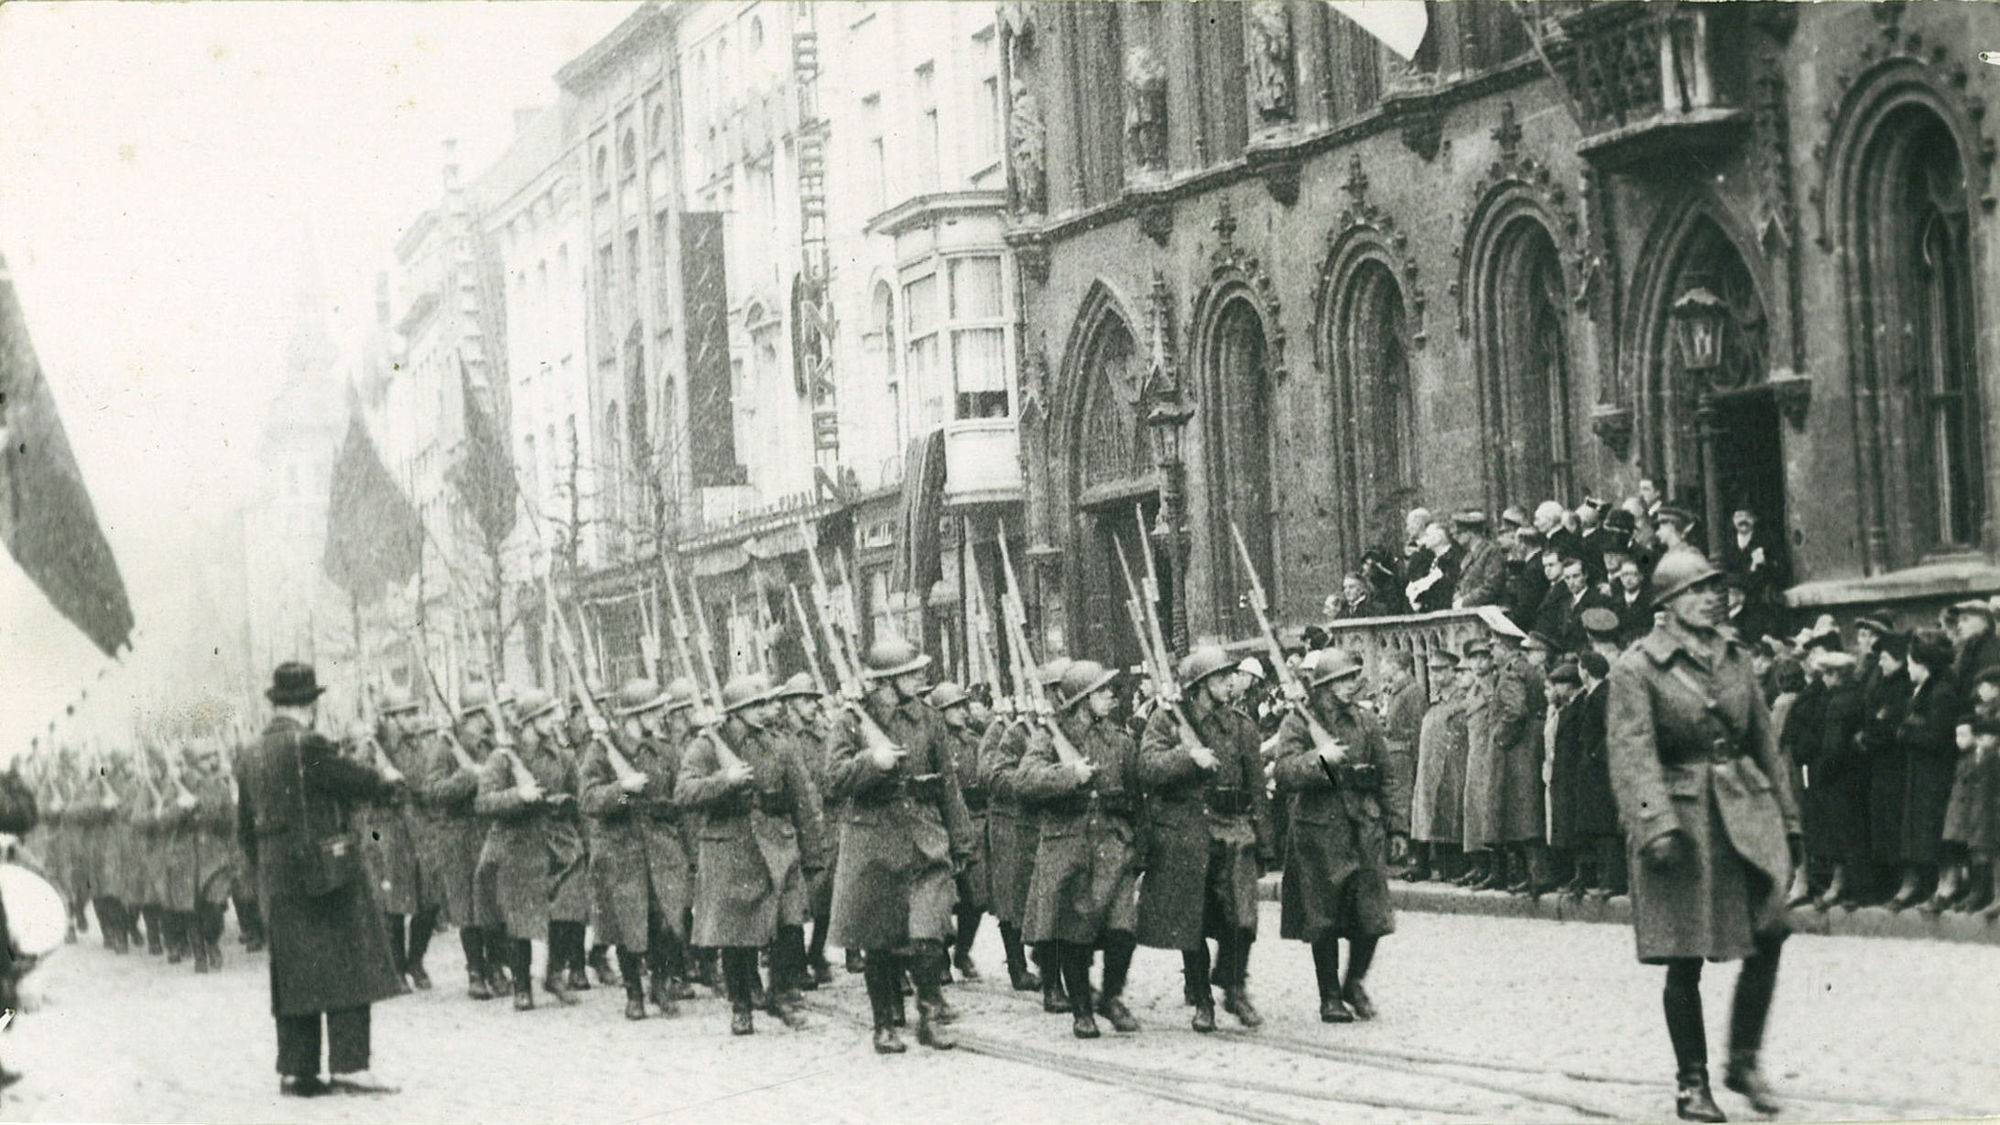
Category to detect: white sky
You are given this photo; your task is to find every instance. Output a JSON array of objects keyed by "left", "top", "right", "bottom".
[{"left": 0, "top": 1, "right": 639, "bottom": 757}]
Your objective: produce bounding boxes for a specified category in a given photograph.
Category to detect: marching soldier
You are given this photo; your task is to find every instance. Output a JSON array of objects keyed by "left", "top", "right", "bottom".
[
  {"left": 930, "top": 682, "right": 991, "bottom": 983},
  {"left": 154, "top": 745, "right": 201, "bottom": 967},
  {"left": 769, "top": 673, "right": 840, "bottom": 985},
  {"left": 983, "top": 658, "right": 1070, "bottom": 1007},
  {"left": 580, "top": 678, "right": 697, "bottom": 1020},
  {"left": 1606, "top": 551, "right": 1800, "bottom": 1121},
  {"left": 826, "top": 638, "right": 975, "bottom": 1054},
  {"left": 136, "top": 750, "right": 174, "bottom": 959},
  {"left": 571, "top": 679, "right": 622, "bottom": 991},
  {"left": 1018, "top": 659, "right": 1144, "bottom": 1040},
  {"left": 1136, "top": 646, "right": 1275, "bottom": 1033},
  {"left": 180, "top": 742, "right": 237, "bottom": 973},
  {"left": 676, "top": 673, "right": 827, "bottom": 1036},
  {"left": 1273, "top": 648, "right": 1411, "bottom": 1024},
  {"left": 344, "top": 719, "right": 420, "bottom": 993},
  {"left": 420, "top": 687, "right": 504, "bottom": 1000},
  {"left": 375, "top": 693, "right": 442, "bottom": 989}
]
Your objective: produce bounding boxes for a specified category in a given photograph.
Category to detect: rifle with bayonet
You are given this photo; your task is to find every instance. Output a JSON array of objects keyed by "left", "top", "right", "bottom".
[
  {"left": 1228, "top": 519, "right": 1348, "bottom": 764},
  {"left": 549, "top": 596, "right": 648, "bottom": 791},
  {"left": 1111, "top": 530, "right": 1215, "bottom": 766},
  {"left": 662, "top": 563, "right": 754, "bottom": 778},
  {"left": 993, "top": 526, "right": 1089, "bottom": 771},
  {"left": 798, "top": 526, "right": 904, "bottom": 759},
  {"left": 958, "top": 521, "right": 1012, "bottom": 719}
]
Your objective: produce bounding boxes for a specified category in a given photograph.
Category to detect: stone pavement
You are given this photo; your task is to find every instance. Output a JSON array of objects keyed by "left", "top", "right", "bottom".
[{"left": 6, "top": 902, "right": 1996, "bottom": 1124}]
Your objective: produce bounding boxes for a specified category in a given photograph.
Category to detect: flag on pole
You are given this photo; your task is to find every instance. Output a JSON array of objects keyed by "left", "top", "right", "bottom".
[
  {"left": 323, "top": 400, "right": 421, "bottom": 603},
  {"left": 450, "top": 354, "right": 517, "bottom": 546},
  {"left": 0, "top": 253, "right": 135, "bottom": 656},
  {"left": 1326, "top": 1, "right": 1431, "bottom": 62}
]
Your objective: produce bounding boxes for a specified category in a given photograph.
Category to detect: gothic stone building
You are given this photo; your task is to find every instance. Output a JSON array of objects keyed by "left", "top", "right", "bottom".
[{"left": 1001, "top": 0, "right": 2000, "bottom": 667}]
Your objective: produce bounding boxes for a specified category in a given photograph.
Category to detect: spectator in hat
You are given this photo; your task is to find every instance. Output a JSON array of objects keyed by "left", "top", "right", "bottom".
[
  {"left": 1450, "top": 510, "right": 1506, "bottom": 609},
  {"left": 1407, "top": 649, "right": 1470, "bottom": 883},
  {"left": 1722, "top": 574, "right": 1776, "bottom": 647},
  {"left": 1570, "top": 650, "right": 1626, "bottom": 900},
  {"left": 1504, "top": 526, "right": 1549, "bottom": 633},
  {"left": 1861, "top": 634, "right": 1915, "bottom": 906},
  {"left": 1579, "top": 606, "right": 1626, "bottom": 663},
  {"left": 1949, "top": 600, "right": 2000, "bottom": 689},
  {"left": 1806, "top": 652, "right": 1869, "bottom": 911},
  {"left": 1606, "top": 559, "right": 1651, "bottom": 646},
  {"left": 1718, "top": 508, "right": 1791, "bottom": 606},
  {"left": 1405, "top": 520, "right": 1458, "bottom": 614},
  {"left": 1881, "top": 634, "right": 1960, "bottom": 911},
  {"left": 1653, "top": 506, "right": 1699, "bottom": 562}
]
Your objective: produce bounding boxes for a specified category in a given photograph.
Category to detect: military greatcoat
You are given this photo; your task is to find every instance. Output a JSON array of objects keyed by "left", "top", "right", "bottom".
[
  {"left": 676, "top": 719, "right": 825, "bottom": 948},
  {"left": 1458, "top": 673, "right": 1501, "bottom": 850},
  {"left": 1607, "top": 620, "right": 1800, "bottom": 964},
  {"left": 1017, "top": 711, "right": 1143, "bottom": 946},
  {"left": 1492, "top": 655, "right": 1549, "bottom": 845},
  {"left": 825, "top": 697, "right": 974, "bottom": 950},
  {"left": 942, "top": 718, "right": 991, "bottom": 914},
  {"left": 416, "top": 733, "right": 484, "bottom": 928},
  {"left": 165, "top": 764, "right": 236, "bottom": 910},
  {"left": 355, "top": 737, "right": 421, "bottom": 917},
  {"left": 979, "top": 717, "right": 1044, "bottom": 926},
  {"left": 1410, "top": 684, "right": 1467, "bottom": 844},
  {"left": 472, "top": 735, "right": 589, "bottom": 939},
  {"left": 579, "top": 729, "right": 694, "bottom": 950},
  {"left": 1274, "top": 699, "right": 1407, "bottom": 943},
  {"left": 234, "top": 716, "right": 404, "bottom": 1018},
  {"left": 1135, "top": 697, "right": 1273, "bottom": 950}
]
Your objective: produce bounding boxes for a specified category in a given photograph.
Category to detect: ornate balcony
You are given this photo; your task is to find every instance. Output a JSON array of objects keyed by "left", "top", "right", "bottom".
[
  {"left": 941, "top": 417, "right": 1023, "bottom": 507},
  {"left": 1557, "top": 3, "right": 1751, "bottom": 174}
]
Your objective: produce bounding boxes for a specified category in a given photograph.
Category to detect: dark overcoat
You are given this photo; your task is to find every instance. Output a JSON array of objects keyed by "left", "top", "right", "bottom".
[
  {"left": 1459, "top": 674, "right": 1502, "bottom": 850},
  {"left": 355, "top": 773, "right": 421, "bottom": 918},
  {"left": 1493, "top": 657, "right": 1548, "bottom": 844},
  {"left": 773, "top": 713, "right": 838, "bottom": 922},
  {"left": 1862, "top": 670, "right": 1914, "bottom": 866},
  {"left": 825, "top": 697, "right": 972, "bottom": 950},
  {"left": 415, "top": 733, "right": 484, "bottom": 928},
  {"left": 979, "top": 718, "right": 1042, "bottom": 925},
  {"left": 1607, "top": 623, "right": 1799, "bottom": 964},
  {"left": 580, "top": 729, "right": 694, "bottom": 951},
  {"left": 1565, "top": 681, "right": 1621, "bottom": 841},
  {"left": 1274, "top": 699, "right": 1406, "bottom": 942},
  {"left": 941, "top": 719, "right": 991, "bottom": 914},
  {"left": 472, "top": 735, "right": 589, "bottom": 939},
  {"left": 1806, "top": 682, "right": 1870, "bottom": 863},
  {"left": 234, "top": 716, "right": 403, "bottom": 1017},
  {"left": 382, "top": 729, "right": 445, "bottom": 913},
  {"left": 1410, "top": 686, "right": 1467, "bottom": 844},
  {"left": 1018, "top": 711, "right": 1142, "bottom": 945},
  {"left": 1942, "top": 703, "right": 1997, "bottom": 852},
  {"left": 163, "top": 766, "right": 236, "bottom": 910},
  {"left": 1135, "top": 698, "right": 1272, "bottom": 950},
  {"left": 1891, "top": 676, "right": 1959, "bottom": 864},
  {"left": 678, "top": 719, "right": 825, "bottom": 947},
  {"left": 1378, "top": 679, "right": 1426, "bottom": 827}
]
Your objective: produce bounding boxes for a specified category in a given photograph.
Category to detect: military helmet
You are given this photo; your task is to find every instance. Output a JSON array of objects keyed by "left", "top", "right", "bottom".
[
  {"left": 615, "top": 677, "right": 666, "bottom": 717},
  {"left": 1305, "top": 648, "right": 1365, "bottom": 688},
  {"left": 1035, "top": 657, "right": 1073, "bottom": 688},
  {"left": 459, "top": 681, "right": 496, "bottom": 719},
  {"left": 1650, "top": 550, "right": 1724, "bottom": 605},
  {"left": 1057, "top": 660, "right": 1118, "bottom": 712},
  {"left": 662, "top": 677, "right": 701, "bottom": 714},
  {"left": 861, "top": 636, "right": 932, "bottom": 680},
  {"left": 773, "top": 672, "right": 822, "bottom": 701},
  {"left": 1177, "top": 645, "right": 1235, "bottom": 691},
  {"left": 928, "top": 681, "right": 970, "bottom": 710},
  {"left": 721, "top": 672, "right": 775, "bottom": 714},
  {"left": 514, "top": 688, "right": 560, "bottom": 723},
  {"left": 378, "top": 689, "right": 421, "bottom": 716},
  {"left": 588, "top": 678, "right": 616, "bottom": 703}
]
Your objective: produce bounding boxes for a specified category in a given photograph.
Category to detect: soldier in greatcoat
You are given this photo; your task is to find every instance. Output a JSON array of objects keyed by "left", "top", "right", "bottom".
[
  {"left": 769, "top": 673, "right": 839, "bottom": 985},
  {"left": 178, "top": 742, "right": 237, "bottom": 973},
  {"left": 134, "top": 751, "right": 173, "bottom": 959},
  {"left": 1495, "top": 633, "right": 1555, "bottom": 895},
  {"left": 1456, "top": 641, "right": 1502, "bottom": 887},
  {"left": 1408, "top": 648, "right": 1467, "bottom": 882},
  {"left": 1018, "top": 660, "right": 1144, "bottom": 1040},
  {"left": 419, "top": 688, "right": 503, "bottom": 999},
  {"left": 1273, "top": 648, "right": 1410, "bottom": 1024},
  {"left": 1135, "top": 647, "right": 1274, "bottom": 1033},
  {"left": 825, "top": 638, "right": 975, "bottom": 1054},
  {"left": 1606, "top": 551, "right": 1800, "bottom": 1122},
  {"left": 980, "top": 658, "right": 1069, "bottom": 1005},
  {"left": 581, "top": 678, "right": 698, "bottom": 1020},
  {"left": 343, "top": 719, "right": 418, "bottom": 993},
  {"left": 372, "top": 693, "right": 441, "bottom": 989},
  {"left": 676, "top": 673, "right": 827, "bottom": 1036},
  {"left": 234, "top": 663, "right": 402, "bottom": 1097},
  {"left": 472, "top": 688, "right": 588, "bottom": 1011},
  {"left": 569, "top": 679, "right": 622, "bottom": 991},
  {"left": 152, "top": 745, "right": 202, "bottom": 966},
  {"left": 930, "top": 682, "right": 991, "bottom": 982}
]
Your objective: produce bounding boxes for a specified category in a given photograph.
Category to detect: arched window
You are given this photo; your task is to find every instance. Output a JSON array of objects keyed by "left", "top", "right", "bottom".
[
  {"left": 620, "top": 129, "right": 638, "bottom": 181},
  {"left": 1481, "top": 219, "right": 1574, "bottom": 506},
  {"left": 1330, "top": 258, "right": 1415, "bottom": 559},
  {"left": 1206, "top": 297, "right": 1276, "bottom": 631},
  {"left": 1856, "top": 108, "right": 1985, "bottom": 553}
]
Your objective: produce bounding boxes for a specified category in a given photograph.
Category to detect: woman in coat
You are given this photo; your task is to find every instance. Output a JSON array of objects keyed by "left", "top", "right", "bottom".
[
  {"left": 1862, "top": 636, "right": 1913, "bottom": 903},
  {"left": 1018, "top": 660, "right": 1145, "bottom": 1041},
  {"left": 1886, "top": 637, "right": 1958, "bottom": 909},
  {"left": 1606, "top": 553, "right": 1800, "bottom": 1122},
  {"left": 1808, "top": 654, "right": 1869, "bottom": 909},
  {"left": 1273, "top": 648, "right": 1410, "bottom": 1025},
  {"left": 472, "top": 689, "right": 589, "bottom": 1011},
  {"left": 1407, "top": 649, "right": 1468, "bottom": 882},
  {"left": 677, "top": 673, "right": 826, "bottom": 1037}
]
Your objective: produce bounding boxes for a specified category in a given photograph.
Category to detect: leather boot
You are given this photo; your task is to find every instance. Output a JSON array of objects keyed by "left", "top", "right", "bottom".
[
  {"left": 1070, "top": 988, "right": 1101, "bottom": 1039},
  {"left": 844, "top": 948, "right": 865, "bottom": 975},
  {"left": 543, "top": 971, "right": 578, "bottom": 1007},
  {"left": 1042, "top": 976, "right": 1071, "bottom": 1013},
  {"left": 1099, "top": 994, "right": 1139, "bottom": 1033},
  {"left": 468, "top": 972, "right": 493, "bottom": 1001},
  {"left": 513, "top": 979, "right": 535, "bottom": 1012},
  {"left": 1191, "top": 1001, "right": 1216, "bottom": 1032},
  {"left": 1009, "top": 962, "right": 1042, "bottom": 992},
  {"left": 952, "top": 950, "right": 981, "bottom": 983},
  {"left": 730, "top": 1001, "right": 755, "bottom": 1036},
  {"left": 916, "top": 1000, "right": 957, "bottom": 1049},
  {"left": 870, "top": 973, "right": 906, "bottom": 1054},
  {"left": 590, "top": 944, "right": 619, "bottom": 987},
  {"left": 624, "top": 979, "right": 648, "bottom": 1021},
  {"left": 1222, "top": 987, "right": 1263, "bottom": 1028},
  {"left": 1341, "top": 979, "right": 1376, "bottom": 1021},
  {"left": 568, "top": 966, "right": 593, "bottom": 992},
  {"left": 1723, "top": 1049, "right": 1779, "bottom": 1116},
  {"left": 1320, "top": 994, "right": 1354, "bottom": 1023},
  {"left": 650, "top": 974, "right": 679, "bottom": 1017},
  {"left": 1676, "top": 1065, "right": 1727, "bottom": 1122}
]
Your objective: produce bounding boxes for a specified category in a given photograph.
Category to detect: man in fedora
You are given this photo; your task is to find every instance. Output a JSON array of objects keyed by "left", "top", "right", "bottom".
[{"left": 234, "top": 662, "right": 403, "bottom": 1098}]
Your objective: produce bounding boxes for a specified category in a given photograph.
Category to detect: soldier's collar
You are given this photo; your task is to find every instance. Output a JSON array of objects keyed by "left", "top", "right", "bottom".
[{"left": 1639, "top": 618, "right": 1736, "bottom": 667}]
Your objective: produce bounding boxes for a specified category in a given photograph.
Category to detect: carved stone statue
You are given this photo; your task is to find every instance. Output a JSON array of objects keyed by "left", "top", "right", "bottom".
[
  {"left": 1123, "top": 46, "right": 1168, "bottom": 174},
  {"left": 1249, "top": 1, "right": 1296, "bottom": 124},
  {"left": 1009, "top": 79, "right": 1048, "bottom": 213}
]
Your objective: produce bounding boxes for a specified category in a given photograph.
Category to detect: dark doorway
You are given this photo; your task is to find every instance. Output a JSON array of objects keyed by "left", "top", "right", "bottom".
[
  {"left": 1712, "top": 390, "right": 1787, "bottom": 545},
  {"left": 1079, "top": 496, "right": 1166, "bottom": 677}
]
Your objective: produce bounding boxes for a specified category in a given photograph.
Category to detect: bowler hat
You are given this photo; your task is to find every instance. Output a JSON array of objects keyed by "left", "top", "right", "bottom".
[
  {"left": 266, "top": 662, "right": 327, "bottom": 706},
  {"left": 1451, "top": 508, "right": 1489, "bottom": 531}
]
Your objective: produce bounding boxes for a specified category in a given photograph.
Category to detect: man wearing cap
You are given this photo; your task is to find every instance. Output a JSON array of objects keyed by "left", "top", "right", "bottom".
[
  {"left": 1606, "top": 551, "right": 1801, "bottom": 1120},
  {"left": 930, "top": 682, "right": 992, "bottom": 983},
  {"left": 580, "top": 678, "right": 698, "bottom": 1020},
  {"left": 767, "top": 673, "right": 838, "bottom": 986},
  {"left": 472, "top": 688, "right": 588, "bottom": 1011},
  {"left": 1136, "top": 646, "right": 1275, "bottom": 1033},
  {"left": 1274, "top": 649, "right": 1409, "bottom": 1023},
  {"left": 235, "top": 663, "right": 404, "bottom": 1097},
  {"left": 1019, "top": 659, "right": 1144, "bottom": 1039},
  {"left": 1450, "top": 510, "right": 1506, "bottom": 609},
  {"left": 1375, "top": 651, "right": 1426, "bottom": 840},
  {"left": 1408, "top": 648, "right": 1469, "bottom": 883},
  {"left": 826, "top": 637, "right": 974, "bottom": 1053},
  {"left": 1948, "top": 600, "right": 2000, "bottom": 692},
  {"left": 420, "top": 685, "right": 506, "bottom": 1001},
  {"left": 980, "top": 658, "right": 1068, "bottom": 1004},
  {"left": 677, "top": 672, "right": 827, "bottom": 1037},
  {"left": 1493, "top": 633, "right": 1555, "bottom": 896}
]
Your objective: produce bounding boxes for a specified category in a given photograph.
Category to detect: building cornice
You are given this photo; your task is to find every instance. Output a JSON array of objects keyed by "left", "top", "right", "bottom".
[{"left": 865, "top": 189, "right": 1009, "bottom": 238}]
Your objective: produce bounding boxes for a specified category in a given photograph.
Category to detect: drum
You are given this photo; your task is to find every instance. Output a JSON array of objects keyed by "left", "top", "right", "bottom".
[{"left": 1, "top": 863, "right": 69, "bottom": 959}]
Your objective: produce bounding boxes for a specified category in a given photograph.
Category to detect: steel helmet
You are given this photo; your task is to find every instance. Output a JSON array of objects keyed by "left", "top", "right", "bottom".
[
  {"left": 928, "top": 681, "right": 970, "bottom": 710},
  {"left": 587, "top": 678, "right": 616, "bottom": 703},
  {"left": 662, "top": 678, "right": 701, "bottom": 714},
  {"left": 514, "top": 688, "right": 561, "bottom": 723},
  {"left": 1058, "top": 660, "right": 1118, "bottom": 712},
  {"left": 862, "top": 636, "right": 932, "bottom": 680},
  {"left": 721, "top": 672, "right": 775, "bottom": 714},
  {"left": 378, "top": 689, "right": 421, "bottom": 717},
  {"left": 1177, "top": 645, "right": 1235, "bottom": 691},
  {"left": 458, "top": 682, "right": 495, "bottom": 719},
  {"left": 1305, "top": 648, "right": 1365, "bottom": 688},
  {"left": 1650, "top": 550, "right": 1724, "bottom": 605},
  {"left": 615, "top": 678, "right": 666, "bottom": 717},
  {"left": 1035, "top": 657, "right": 1073, "bottom": 688},
  {"left": 773, "top": 672, "right": 822, "bottom": 701}
]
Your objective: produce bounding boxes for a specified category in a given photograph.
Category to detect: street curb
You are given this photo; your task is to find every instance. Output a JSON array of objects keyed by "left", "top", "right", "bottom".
[{"left": 1253, "top": 873, "right": 2000, "bottom": 946}]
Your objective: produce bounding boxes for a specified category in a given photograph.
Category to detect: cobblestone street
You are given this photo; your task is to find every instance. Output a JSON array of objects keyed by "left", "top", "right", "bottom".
[{"left": 9, "top": 905, "right": 1996, "bottom": 1124}]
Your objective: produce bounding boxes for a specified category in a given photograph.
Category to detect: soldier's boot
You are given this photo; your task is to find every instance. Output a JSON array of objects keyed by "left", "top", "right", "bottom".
[
  {"left": 589, "top": 942, "right": 619, "bottom": 988},
  {"left": 951, "top": 908, "right": 982, "bottom": 983},
  {"left": 1036, "top": 944, "right": 1070, "bottom": 1013},
  {"left": 843, "top": 947, "right": 865, "bottom": 975},
  {"left": 1000, "top": 922, "right": 1038, "bottom": 991},
  {"left": 1064, "top": 947, "right": 1100, "bottom": 1040},
  {"left": 1723, "top": 1051, "right": 1779, "bottom": 1117},
  {"left": 406, "top": 907, "right": 436, "bottom": 989},
  {"left": 1722, "top": 934, "right": 1783, "bottom": 1116},
  {"left": 612, "top": 950, "right": 644, "bottom": 1020},
  {"left": 865, "top": 960, "right": 906, "bottom": 1054},
  {"left": 1676, "top": 1067, "right": 1727, "bottom": 1123},
  {"left": 912, "top": 945, "right": 956, "bottom": 1050},
  {"left": 1098, "top": 934, "right": 1139, "bottom": 1032},
  {"left": 511, "top": 940, "right": 538, "bottom": 1011},
  {"left": 726, "top": 954, "right": 757, "bottom": 1037},
  {"left": 1312, "top": 938, "right": 1353, "bottom": 1023},
  {"left": 806, "top": 919, "right": 833, "bottom": 987}
]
